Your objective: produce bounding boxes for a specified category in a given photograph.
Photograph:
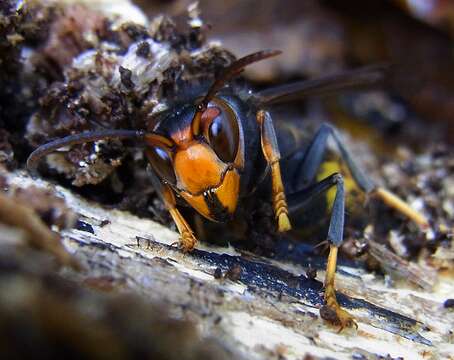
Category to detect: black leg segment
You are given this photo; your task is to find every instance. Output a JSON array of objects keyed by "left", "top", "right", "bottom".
[
  {"left": 288, "top": 171, "right": 354, "bottom": 329},
  {"left": 293, "top": 123, "right": 375, "bottom": 193},
  {"left": 288, "top": 172, "right": 346, "bottom": 247},
  {"left": 327, "top": 174, "right": 345, "bottom": 247},
  {"left": 289, "top": 123, "right": 429, "bottom": 230}
]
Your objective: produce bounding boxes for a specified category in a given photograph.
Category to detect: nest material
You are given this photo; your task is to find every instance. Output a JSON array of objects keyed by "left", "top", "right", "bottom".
[{"left": 22, "top": 1, "right": 234, "bottom": 186}]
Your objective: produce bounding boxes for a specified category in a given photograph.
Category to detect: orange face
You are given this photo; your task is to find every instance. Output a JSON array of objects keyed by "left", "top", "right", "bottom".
[
  {"left": 145, "top": 98, "right": 244, "bottom": 222},
  {"left": 174, "top": 142, "right": 240, "bottom": 221}
]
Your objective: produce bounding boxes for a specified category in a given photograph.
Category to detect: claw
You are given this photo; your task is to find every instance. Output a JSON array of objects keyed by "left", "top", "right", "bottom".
[
  {"left": 168, "top": 208, "right": 197, "bottom": 252},
  {"left": 170, "top": 232, "right": 196, "bottom": 253},
  {"left": 178, "top": 229, "right": 197, "bottom": 253},
  {"left": 321, "top": 245, "right": 358, "bottom": 332},
  {"left": 320, "top": 303, "right": 357, "bottom": 332},
  {"left": 170, "top": 241, "right": 180, "bottom": 248}
]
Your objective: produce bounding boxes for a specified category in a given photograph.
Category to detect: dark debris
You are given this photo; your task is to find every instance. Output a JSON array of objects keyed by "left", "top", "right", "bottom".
[
  {"left": 225, "top": 263, "right": 242, "bottom": 281},
  {"left": 22, "top": 3, "right": 234, "bottom": 189},
  {"left": 213, "top": 267, "right": 223, "bottom": 279}
]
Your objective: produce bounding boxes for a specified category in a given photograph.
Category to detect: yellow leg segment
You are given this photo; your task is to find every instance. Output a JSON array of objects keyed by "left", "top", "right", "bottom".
[
  {"left": 321, "top": 245, "right": 357, "bottom": 331},
  {"left": 271, "top": 161, "right": 291, "bottom": 232},
  {"left": 257, "top": 110, "right": 291, "bottom": 232},
  {"left": 373, "top": 187, "right": 429, "bottom": 230},
  {"left": 146, "top": 164, "right": 198, "bottom": 253},
  {"left": 168, "top": 208, "right": 197, "bottom": 252},
  {"left": 158, "top": 181, "right": 197, "bottom": 252}
]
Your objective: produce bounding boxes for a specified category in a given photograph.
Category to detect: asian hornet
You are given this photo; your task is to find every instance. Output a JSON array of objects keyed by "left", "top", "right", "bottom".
[{"left": 27, "top": 50, "right": 429, "bottom": 330}]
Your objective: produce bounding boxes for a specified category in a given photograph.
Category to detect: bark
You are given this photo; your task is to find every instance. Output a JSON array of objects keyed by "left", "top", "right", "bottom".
[{"left": 4, "top": 169, "right": 454, "bottom": 360}]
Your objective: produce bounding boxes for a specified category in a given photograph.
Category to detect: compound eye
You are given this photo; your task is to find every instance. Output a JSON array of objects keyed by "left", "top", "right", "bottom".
[
  {"left": 146, "top": 146, "right": 176, "bottom": 184},
  {"left": 205, "top": 104, "right": 239, "bottom": 163}
]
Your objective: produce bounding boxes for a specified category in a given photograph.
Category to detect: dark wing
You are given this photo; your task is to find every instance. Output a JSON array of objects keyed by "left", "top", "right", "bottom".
[
  {"left": 201, "top": 50, "right": 282, "bottom": 108},
  {"left": 256, "top": 64, "right": 390, "bottom": 106}
]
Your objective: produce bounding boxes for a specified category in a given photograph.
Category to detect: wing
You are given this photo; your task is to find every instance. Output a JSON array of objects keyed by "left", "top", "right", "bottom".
[{"left": 256, "top": 64, "right": 390, "bottom": 106}]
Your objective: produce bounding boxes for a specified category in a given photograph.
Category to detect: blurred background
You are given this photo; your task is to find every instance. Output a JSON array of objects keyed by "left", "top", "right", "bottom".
[{"left": 134, "top": 0, "right": 454, "bottom": 146}]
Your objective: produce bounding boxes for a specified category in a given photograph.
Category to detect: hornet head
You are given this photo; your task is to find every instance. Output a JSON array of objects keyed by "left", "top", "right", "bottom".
[{"left": 145, "top": 97, "right": 245, "bottom": 222}]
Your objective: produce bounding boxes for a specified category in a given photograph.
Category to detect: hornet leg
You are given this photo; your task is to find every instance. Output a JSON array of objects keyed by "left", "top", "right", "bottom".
[
  {"left": 288, "top": 173, "right": 356, "bottom": 330},
  {"left": 292, "top": 123, "right": 429, "bottom": 230},
  {"left": 323, "top": 174, "right": 355, "bottom": 331},
  {"left": 257, "top": 110, "right": 291, "bottom": 232},
  {"left": 148, "top": 168, "right": 197, "bottom": 252}
]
